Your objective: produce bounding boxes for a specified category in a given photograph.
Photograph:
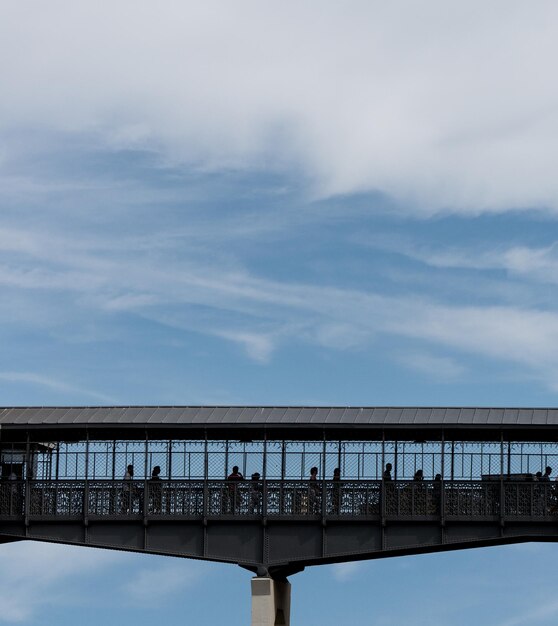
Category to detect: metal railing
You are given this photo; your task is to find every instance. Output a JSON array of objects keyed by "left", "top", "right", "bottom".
[{"left": 1, "top": 479, "right": 558, "bottom": 521}]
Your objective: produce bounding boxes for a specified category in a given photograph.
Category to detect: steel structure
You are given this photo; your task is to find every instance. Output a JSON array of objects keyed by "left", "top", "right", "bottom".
[{"left": 2, "top": 406, "right": 558, "bottom": 623}]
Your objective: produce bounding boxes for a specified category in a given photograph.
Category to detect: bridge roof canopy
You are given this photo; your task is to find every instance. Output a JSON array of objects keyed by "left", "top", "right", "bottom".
[{"left": 1, "top": 406, "right": 558, "bottom": 441}]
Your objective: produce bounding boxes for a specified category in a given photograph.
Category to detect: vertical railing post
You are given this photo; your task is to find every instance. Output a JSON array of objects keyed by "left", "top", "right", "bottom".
[
  {"left": 440, "top": 432, "right": 445, "bottom": 527},
  {"left": 111, "top": 440, "right": 116, "bottom": 480},
  {"left": 203, "top": 431, "right": 208, "bottom": 519},
  {"left": 24, "top": 432, "right": 31, "bottom": 527},
  {"left": 381, "top": 431, "right": 386, "bottom": 527},
  {"left": 500, "top": 431, "right": 505, "bottom": 528},
  {"left": 144, "top": 430, "right": 149, "bottom": 522},
  {"left": 507, "top": 440, "right": 512, "bottom": 477},
  {"left": 451, "top": 441, "right": 455, "bottom": 482},
  {"left": 167, "top": 439, "right": 173, "bottom": 479},
  {"left": 281, "top": 440, "right": 287, "bottom": 515},
  {"left": 381, "top": 432, "right": 385, "bottom": 477},
  {"left": 166, "top": 439, "right": 172, "bottom": 515},
  {"left": 55, "top": 443, "right": 60, "bottom": 480},
  {"left": 224, "top": 439, "right": 230, "bottom": 514},
  {"left": 360, "top": 442, "right": 364, "bottom": 481},
  {"left": 110, "top": 440, "right": 116, "bottom": 514},
  {"left": 322, "top": 432, "right": 327, "bottom": 521},
  {"left": 262, "top": 431, "right": 267, "bottom": 519},
  {"left": 225, "top": 440, "right": 229, "bottom": 479},
  {"left": 84, "top": 431, "right": 90, "bottom": 524}
]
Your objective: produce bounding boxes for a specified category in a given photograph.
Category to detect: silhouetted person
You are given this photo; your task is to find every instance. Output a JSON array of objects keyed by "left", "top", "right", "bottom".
[
  {"left": 228, "top": 466, "right": 244, "bottom": 481},
  {"left": 309, "top": 466, "right": 319, "bottom": 483},
  {"left": 532, "top": 470, "right": 545, "bottom": 514},
  {"left": 122, "top": 464, "right": 134, "bottom": 512},
  {"left": 227, "top": 466, "right": 244, "bottom": 512},
  {"left": 432, "top": 474, "right": 442, "bottom": 514},
  {"left": 538, "top": 467, "right": 553, "bottom": 513},
  {"left": 150, "top": 465, "right": 162, "bottom": 513},
  {"left": 539, "top": 466, "right": 552, "bottom": 513},
  {"left": 249, "top": 472, "right": 262, "bottom": 514},
  {"left": 414, "top": 469, "right": 424, "bottom": 481},
  {"left": 332, "top": 467, "right": 341, "bottom": 514},
  {"left": 308, "top": 466, "right": 320, "bottom": 513},
  {"left": 383, "top": 463, "right": 392, "bottom": 481}
]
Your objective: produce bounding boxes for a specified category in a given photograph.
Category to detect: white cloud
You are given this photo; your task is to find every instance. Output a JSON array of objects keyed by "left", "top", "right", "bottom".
[
  {"left": 212, "top": 330, "right": 276, "bottom": 363},
  {"left": 0, "top": 541, "right": 127, "bottom": 622},
  {"left": 0, "top": 542, "right": 207, "bottom": 622},
  {"left": 331, "top": 561, "right": 367, "bottom": 582},
  {"left": 390, "top": 303, "right": 558, "bottom": 377},
  {"left": 396, "top": 352, "right": 466, "bottom": 381},
  {"left": 2, "top": 2, "right": 558, "bottom": 213},
  {"left": 384, "top": 241, "right": 558, "bottom": 283}
]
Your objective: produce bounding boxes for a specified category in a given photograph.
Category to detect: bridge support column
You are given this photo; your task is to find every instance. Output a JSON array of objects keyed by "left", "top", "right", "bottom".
[{"left": 251, "top": 577, "right": 291, "bottom": 626}]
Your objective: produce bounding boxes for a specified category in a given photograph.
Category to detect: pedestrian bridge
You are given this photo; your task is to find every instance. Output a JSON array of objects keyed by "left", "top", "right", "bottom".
[{"left": 2, "top": 406, "right": 558, "bottom": 624}]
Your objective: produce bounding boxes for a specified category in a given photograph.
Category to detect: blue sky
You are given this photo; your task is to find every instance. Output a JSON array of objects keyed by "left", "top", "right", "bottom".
[{"left": 2, "top": 1, "right": 558, "bottom": 624}]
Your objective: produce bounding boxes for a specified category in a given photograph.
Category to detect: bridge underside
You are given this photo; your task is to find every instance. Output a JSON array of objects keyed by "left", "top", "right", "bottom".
[{"left": 2, "top": 519, "right": 558, "bottom": 578}]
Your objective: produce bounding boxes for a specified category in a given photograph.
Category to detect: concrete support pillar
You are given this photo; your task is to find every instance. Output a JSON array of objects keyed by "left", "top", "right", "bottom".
[{"left": 251, "top": 577, "right": 291, "bottom": 626}]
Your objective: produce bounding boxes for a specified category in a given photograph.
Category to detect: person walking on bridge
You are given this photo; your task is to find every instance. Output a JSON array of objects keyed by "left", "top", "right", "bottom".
[
  {"left": 383, "top": 463, "right": 392, "bottom": 481},
  {"left": 308, "top": 466, "right": 320, "bottom": 514},
  {"left": 122, "top": 464, "right": 134, "bottom": 513},
  {"left": 150, "top": 465, "right": 162, "bottom": 514},
  {"left": 227, "top": 466, "right": 244, "bottom": 513}
]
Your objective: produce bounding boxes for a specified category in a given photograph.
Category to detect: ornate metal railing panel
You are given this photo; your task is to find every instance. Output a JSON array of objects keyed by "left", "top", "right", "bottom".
[
  {"left": 162, "top": 480, "right": 205, "bottom": 516},
  {"left": 384, "top": 482, "right": 441, "bottom": 517},
  {"left": 89, "top": 482, "right": 125, "bottom": 516},
  {"left": 2, "top": 479, "right": 558, "bottom": 521},
  {"left": 504, "top": 482, "right": 558, "bottom": 519},
  {"left": 0, "top": 481, "right": 24, "bottom": 517},
  {"left": 29, "top": 481, "right": 86, "bottom": 518},
  {"left": 445, "top": 481, "right": 500, "bottom": 518},
  {"left": 326, "top": 481, "right": 381, "bottom": 516},
  {"left": 266, "top": 481, "right": 319, "bottom": 516}
]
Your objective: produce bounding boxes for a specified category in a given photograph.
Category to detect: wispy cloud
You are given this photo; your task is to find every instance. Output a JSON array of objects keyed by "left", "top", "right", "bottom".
[
  {"left": 360, "top": 237, "right": 558, "bottom": 288},
  {"left": 0, "top": 372, "right": 117, "bottom": 403},
  {"left": 3, "top": 221, "right": 558, "bottom": 389}
]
